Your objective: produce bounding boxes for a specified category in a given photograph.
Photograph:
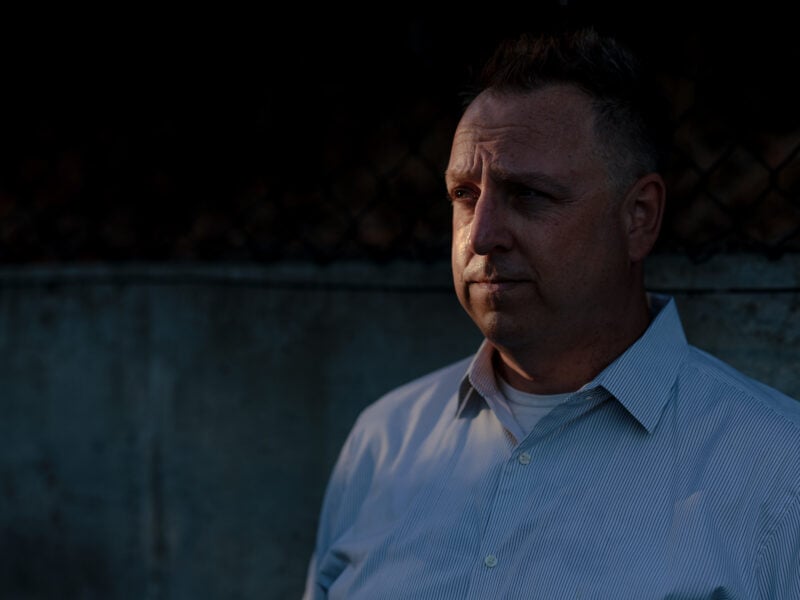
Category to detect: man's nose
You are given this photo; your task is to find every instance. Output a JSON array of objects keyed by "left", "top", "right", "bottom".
[{"left": 468, "top": 191, "right": 513, "bottom": 255}]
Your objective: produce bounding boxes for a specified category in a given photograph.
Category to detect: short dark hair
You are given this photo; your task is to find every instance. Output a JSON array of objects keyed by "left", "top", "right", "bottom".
[{"left": 464, "top": 27, "right": 673, "bottom": 191}]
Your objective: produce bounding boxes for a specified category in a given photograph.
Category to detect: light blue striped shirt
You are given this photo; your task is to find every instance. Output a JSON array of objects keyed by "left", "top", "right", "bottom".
[{"left": 303, "top": 295, "right": 800, "bottom": 599}]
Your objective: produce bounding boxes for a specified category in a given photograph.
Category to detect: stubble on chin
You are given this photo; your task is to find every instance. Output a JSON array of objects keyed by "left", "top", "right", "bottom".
[{"left": 466, "top": 298, "right": 506, "bottom": 343}]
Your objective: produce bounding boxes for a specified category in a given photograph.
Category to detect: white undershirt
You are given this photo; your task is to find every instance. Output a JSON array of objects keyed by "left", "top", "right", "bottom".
[{"left": 497, "top": 376, "right": 573, "bottom": 437}]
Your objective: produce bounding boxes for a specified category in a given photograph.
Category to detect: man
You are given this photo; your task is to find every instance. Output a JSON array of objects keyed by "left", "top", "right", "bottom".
[{"left": 303, "top": 27, "right": 800, "bottom": 599}]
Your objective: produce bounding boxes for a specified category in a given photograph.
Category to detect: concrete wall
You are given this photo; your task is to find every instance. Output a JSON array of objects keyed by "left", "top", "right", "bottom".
[{"left": 0, "top": 256, "right": 798, "bottom": 599}]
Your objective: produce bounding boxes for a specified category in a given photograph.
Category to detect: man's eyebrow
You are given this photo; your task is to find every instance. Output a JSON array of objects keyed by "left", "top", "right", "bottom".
[
  {"left": 443, "top": 168, "right": 467, "bottom": 181},
  {"left": 445, "top": 166, "right": 570, "bottom": 196}
]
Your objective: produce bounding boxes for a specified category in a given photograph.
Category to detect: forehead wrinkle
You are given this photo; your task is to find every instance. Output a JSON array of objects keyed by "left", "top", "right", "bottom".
[
  {"left": 447, "top": 134, "right": 570, "bottom": 195},
  {"left": 446, "top": 138, "right": 497, "bottom": 183},
  {"left": 448, "top": 110, "right": 566, "bottom": 175}
]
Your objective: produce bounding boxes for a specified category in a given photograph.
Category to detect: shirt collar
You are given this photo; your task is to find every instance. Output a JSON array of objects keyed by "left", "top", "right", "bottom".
[
  {"left": 593, "top": 293, "right": 689, "bottom": 433},
  {"left": 457, "top": 338, "right": 528, "bottom": 440},
  {"left": 457, "top": 340, "right": 503, "bottom": 413},
  {"left": 457, "top": 294, "right": 689, "bottom": 434}
]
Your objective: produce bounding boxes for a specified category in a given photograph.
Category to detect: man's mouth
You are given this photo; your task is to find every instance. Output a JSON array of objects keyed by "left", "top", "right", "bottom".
[{"left": 469, "top": 278, "right": 526, "bottom": 292}]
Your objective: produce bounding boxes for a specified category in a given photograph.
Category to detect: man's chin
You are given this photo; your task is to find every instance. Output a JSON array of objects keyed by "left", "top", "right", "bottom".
[{"left": 474, "top": 314, "right": 524, "bottom": 347}]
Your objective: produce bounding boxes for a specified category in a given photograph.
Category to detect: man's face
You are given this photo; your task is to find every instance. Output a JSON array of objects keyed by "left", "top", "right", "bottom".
[{"left": 446, "top": 85, "right": 636, "bottom": 363}]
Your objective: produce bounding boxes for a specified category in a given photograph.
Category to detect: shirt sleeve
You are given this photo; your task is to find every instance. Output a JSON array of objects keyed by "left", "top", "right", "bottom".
[
  {"left": 756, "top": 490, "right": 800, "bottom": 599},
  {"left": 301, "top": 418, "right": 367, "bottom": 599}
]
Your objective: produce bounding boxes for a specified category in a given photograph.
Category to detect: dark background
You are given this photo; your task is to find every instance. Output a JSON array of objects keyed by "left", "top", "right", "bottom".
[{"left": 1, "top": 4, "right": 798, "bottom": 264}]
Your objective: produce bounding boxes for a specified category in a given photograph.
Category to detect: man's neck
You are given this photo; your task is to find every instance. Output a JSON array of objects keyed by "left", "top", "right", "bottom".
[{"left": 494, "top": 294, "right": 653, "bottom": 395}]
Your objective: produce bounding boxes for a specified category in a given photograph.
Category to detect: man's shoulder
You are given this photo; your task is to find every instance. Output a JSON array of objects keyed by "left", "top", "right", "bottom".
[
  {"left": 356, "top": 354, "right": 474, "bottom": 427},
  {"left": 683, "top": 344, "right": 800, "bottom": 432}
]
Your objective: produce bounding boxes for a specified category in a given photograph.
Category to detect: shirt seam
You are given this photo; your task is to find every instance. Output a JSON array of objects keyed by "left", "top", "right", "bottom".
[{"left": 754, "top": 487, "right": 800, "bottom": 595}]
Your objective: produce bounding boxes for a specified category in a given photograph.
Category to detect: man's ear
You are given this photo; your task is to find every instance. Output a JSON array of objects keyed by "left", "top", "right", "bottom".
[{"left": 623, "top": 173, "right": 666, "bottom": 262}]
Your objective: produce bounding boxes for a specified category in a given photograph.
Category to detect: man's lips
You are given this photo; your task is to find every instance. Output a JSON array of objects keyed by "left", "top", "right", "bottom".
[{"left": 468, "top": 278, "right": 528, "bottom": 292}]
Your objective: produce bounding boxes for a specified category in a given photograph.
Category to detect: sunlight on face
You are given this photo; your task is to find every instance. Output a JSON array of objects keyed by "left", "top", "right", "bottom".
[{"left": 447, "top": 85, "right": 634, "bottom": 365}]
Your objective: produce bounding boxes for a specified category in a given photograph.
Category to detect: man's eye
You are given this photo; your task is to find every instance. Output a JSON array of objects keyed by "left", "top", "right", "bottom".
[
  {"left": 516, "top": 187, "right": 548, "bottom": 201},
  {"left": 449, "top": 188, "right": 477, "bottom": 203}
]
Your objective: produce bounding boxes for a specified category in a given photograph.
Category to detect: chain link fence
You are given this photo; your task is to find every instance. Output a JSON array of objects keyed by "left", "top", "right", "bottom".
[{"left": 1, "top": 12, "right": 798, "bottom": 265}]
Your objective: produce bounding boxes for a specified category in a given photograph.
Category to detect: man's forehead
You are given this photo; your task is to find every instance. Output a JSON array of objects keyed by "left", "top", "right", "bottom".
[
  {"left": 447, "top": 129, "right": 578, "bottom": 179},
  {"left": 458, "top": 86, "right": 596, "bottom": 139},
  {"left": 447, "top": 91, "right": 598, "bottom": 179}
]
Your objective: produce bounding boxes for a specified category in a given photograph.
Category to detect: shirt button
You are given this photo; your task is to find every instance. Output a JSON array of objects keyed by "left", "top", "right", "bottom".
[
  {"left": 518, "top": 452, "right": 532, "bottom": 465},
  {"left": 484, "top": 554, "right": 498, "bottom": 568}
]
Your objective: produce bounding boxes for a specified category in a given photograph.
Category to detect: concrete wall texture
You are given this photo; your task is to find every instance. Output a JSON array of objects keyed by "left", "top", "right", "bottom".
[{"left": 0, "top": 255, "right": 798, "bottom": 599}]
